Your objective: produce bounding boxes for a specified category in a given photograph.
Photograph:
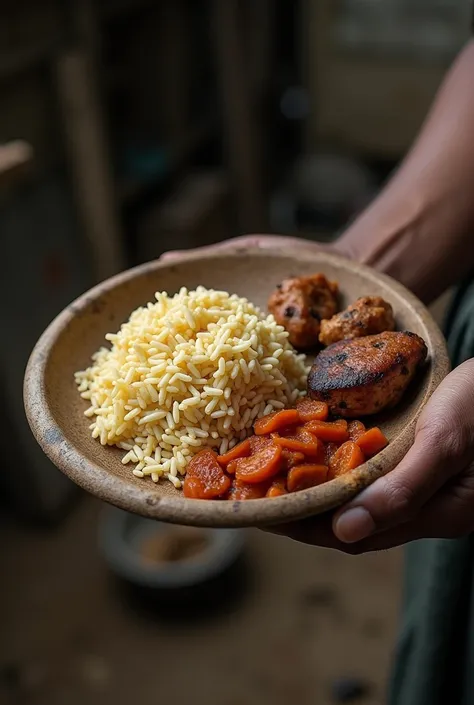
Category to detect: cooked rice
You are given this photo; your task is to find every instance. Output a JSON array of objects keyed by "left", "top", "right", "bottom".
[{"left": 75, "top": 286, "right": 309, "bottom": 488}]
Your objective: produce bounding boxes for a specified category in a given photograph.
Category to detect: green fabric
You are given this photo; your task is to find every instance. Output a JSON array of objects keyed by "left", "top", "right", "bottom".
[{"left": 389, "top": 280, "right": 474, "bottom": 705}]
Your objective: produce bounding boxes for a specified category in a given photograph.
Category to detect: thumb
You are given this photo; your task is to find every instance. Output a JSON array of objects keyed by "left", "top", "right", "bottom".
[
  {"left": 160, "top": 235, "right": 272, "bottom": 261},
  {"left": 331, "top": 427, "right": 449, "bottom": 543},
  {"left": 332, "top": 362, "right": 474, "bottom": 543}
]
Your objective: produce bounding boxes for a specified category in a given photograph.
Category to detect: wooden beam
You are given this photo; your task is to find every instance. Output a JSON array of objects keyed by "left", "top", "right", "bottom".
[
  {"left": 211, "top": 0, "right": 267, "bottom": 233},
  {"left": 0, "top": 140, "right": 33, "bottom": 190},
  {"left": 55, "top": 49, "right": 125, "bottom": 280}
]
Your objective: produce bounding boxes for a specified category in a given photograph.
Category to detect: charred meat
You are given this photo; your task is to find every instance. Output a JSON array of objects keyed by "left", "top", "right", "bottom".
[{"left": 307, "top": 331, "right": 427, "bottom": 417}]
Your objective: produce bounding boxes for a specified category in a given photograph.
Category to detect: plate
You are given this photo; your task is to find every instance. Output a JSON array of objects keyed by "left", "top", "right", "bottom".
[{"left": 24, "top": 246, "right": 450, "bottom": 527}]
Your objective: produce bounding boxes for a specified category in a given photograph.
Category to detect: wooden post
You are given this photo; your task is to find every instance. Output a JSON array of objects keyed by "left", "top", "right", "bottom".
[
  {"left": 246, "top": 0, "right": 275, "bottom": 96},
  {"left": 56, "top": 0, "right": 125, "bottom": 281},
  {"left": 0, "top": 140, "right": 33, "bottom": 196},
  {"left": 211, "top": 0, "right": 268, "bottom": 233},
  {"left": 160, "top": 0, "right": 190, "bottom": 149}
]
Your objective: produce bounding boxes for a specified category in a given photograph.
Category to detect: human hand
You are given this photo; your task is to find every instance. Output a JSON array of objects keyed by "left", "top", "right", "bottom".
[
  {"left": 160, "top": 233, "right": 341, "bottom": 261},
  {"left": 267, "top": 359, "right": 474, "bottom": 553}
]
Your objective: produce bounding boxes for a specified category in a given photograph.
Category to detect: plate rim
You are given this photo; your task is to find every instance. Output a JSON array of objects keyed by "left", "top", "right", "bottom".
[{"left": 23, "top": 247, "right": 450, "bottom": 527}]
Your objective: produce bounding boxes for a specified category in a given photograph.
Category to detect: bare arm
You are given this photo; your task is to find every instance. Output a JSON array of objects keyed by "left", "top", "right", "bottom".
[{"left": 337, "top": 40, "right": 474, "bottom": 304}]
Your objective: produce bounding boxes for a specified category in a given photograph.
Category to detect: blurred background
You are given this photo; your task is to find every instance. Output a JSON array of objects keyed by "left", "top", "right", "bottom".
[{"left": 1, "top": 1, "right": 471, "bottom": 703}]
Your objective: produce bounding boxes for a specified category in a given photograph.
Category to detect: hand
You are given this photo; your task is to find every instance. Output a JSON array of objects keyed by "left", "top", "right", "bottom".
[
  {"left": 268, "top": 359, "right": 474, "bottom": 553},
  {"left": 160, "top": 233, "right": 340, "bottom": 261}
]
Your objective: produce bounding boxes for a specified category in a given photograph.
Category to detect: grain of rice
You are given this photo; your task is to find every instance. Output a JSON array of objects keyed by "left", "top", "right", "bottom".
[
  {"left": 75, "top": 287, "right": 308, "bottom": 487},
  {"left": 138, "top": 410, "right": 167, "bottom": 425},
  {"left": 124, "top": 407, "right": 140, "bottom": 421},
  {"left": 118, "top": 442, "right": 133, "bottom": 451},
  {"left": 170, "top": 458, "right": 178, "bottom": 477},
  {"left": 133, "top": 445, "right": 144, "bottom": 460},
  {"left": 142, "top": 464, "right": 162, "bottom": 475},
  {"left": 173, "top": 400, "right": 180, "bottom": 424},
  {"left": 167, "top": 474, "right": 182, "bottom": 489},
  {"left": 180, "top": 435, "right": 202, "bottom": 447}
]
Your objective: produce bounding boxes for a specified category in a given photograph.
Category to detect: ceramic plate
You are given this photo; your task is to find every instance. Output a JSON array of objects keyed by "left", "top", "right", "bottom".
[{"left": 24, "top": 247, "right": 449, "bottom": 527}]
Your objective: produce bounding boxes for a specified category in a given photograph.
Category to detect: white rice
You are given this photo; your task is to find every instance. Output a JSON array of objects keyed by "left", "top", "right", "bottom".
[{"left": 75, "top": 286, "right": 309, "bottom": 488}]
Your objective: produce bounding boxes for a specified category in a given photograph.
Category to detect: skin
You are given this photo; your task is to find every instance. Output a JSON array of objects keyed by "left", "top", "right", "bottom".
[{"left": 162, "top": 41, "right": 474, "bottom": 553}]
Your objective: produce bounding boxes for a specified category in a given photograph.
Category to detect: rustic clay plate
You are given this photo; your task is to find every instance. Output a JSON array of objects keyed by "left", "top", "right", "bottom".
[{"left": 24, "top": 247, "right": 449, "bottom": 528}]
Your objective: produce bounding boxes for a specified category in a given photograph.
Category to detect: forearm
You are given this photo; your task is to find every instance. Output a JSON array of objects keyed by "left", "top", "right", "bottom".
[{"left": 336, "top": 41, "right": 474, "bottom": 304}]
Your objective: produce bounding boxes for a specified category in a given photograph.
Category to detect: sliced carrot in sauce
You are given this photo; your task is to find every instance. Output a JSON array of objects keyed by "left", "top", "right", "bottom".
[
  {"left": 328, "top": 441, "right": 365, "bottom": 479},
  {"left": 347, "top": 420, "right": 366, "bottom": 442},
  {"left": 183, "top": 449, "right": 231, "bottom": 499},
  {"left": 273, "top": 433, "right": 323, "bottom": 459},
  {"left": 184, "top": 409, "right": 387, "bottom": 500},
  {"left": 266, "top": 479, "right": 288, "bottom": 498},
  {"left": 228, "top": 477, "right": 270, "bottom": 500},
  {"left": 226, "top": 459, "right": 239, "bottom": 475},
  {"left": 287, "top": 464, "right": 328, "bottom": 493},
  {"left": 254, "top": 409, "right": 300, "bottom": 435},
  {"left": 303, "top": 419, "right": 349, "bottom": 443},
  {"left": 235, "top": 442, "right": 282, "bottom": 484},
  {"left": 356, "top": 427, "right": 388, "bottom": 457},
  {"left": 281, "top": 449, "right": 305, "bottom": 470},
  {"left": 296, "top": 398, "right": 329, "bottom": 422},
  {"left": 324, "top": 441, "right": 339, "bottom": 465},
  {"left": 296, "top": 427, "right": 322, "bottom": 445},
  {"left": 249, "top": 434, "right": 274, "bottom": 453},
  {"left": 217, "top": 438, "right": 251, "bottom": 466}
]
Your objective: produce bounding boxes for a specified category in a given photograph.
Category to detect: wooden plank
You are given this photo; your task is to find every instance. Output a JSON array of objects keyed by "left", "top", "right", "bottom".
[
  {"left": 157, "top": 0, "right": 190, "bottom": 147},
  {"left": 211, "top": 0, "right": 267, "bottom": 232},
  {"left": 55, "top": 49, "right": 125, "bottom": 280},
  {"left": 246, "top": 0, "right": 275, "bottom": 95},
  {"left": 0, "top": 140, "right": 33, "bottom": 192}
]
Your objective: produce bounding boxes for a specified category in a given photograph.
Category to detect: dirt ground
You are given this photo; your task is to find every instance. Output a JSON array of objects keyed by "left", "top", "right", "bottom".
[{"left": 0, "top": 497, "right": 403, "bottom": 705}]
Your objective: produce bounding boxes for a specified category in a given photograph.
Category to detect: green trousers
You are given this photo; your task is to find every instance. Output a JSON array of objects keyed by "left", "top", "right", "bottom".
[{"left": 389, "top": 280, "right": 474, "bottom": 705}]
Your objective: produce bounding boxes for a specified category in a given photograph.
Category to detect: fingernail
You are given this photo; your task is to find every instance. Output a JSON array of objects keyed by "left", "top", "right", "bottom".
[{"left": 334, "top": 507, "right": 376, "bottom": 543}]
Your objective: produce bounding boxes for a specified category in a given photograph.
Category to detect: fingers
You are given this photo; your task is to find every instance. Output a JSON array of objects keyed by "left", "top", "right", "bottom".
[
  {"left": 353, "top": 468, "right": 474, "bottom": 551},
  {"left": 332, "top": 362, "right": 474, "bottom": 544},
  {"left": 263, "top": 514, "right": 344, "bottom": 550},
  {"left": 332, "top": 428, "right": 450, "bottom": 543},
  {"left": 160, "top": 237, "right": 253, "bottom": 261},
  {"left": 264, "top": 465, "right": 474, "bottom": 554},
  {"left": 160, "top": 234, "right": 334, "bottom": 261},
  {"left": 160, "top": 235, "right": 275, "bottom": 261}
]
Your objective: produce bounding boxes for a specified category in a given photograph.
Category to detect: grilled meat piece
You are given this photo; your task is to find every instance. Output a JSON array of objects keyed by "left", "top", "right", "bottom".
[
  {"left": 307, "top": 331, "right": 427, "bottom": 417},
  {"left": 319, "top": 296, "right": 395, "bottom": 346},
  {"left": 268, "top": 273, "right": 338, "bottom": 350}
]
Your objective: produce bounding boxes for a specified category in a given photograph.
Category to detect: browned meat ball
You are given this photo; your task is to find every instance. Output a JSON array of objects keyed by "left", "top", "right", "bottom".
[
  {"left": 268, "top": 274, "right": 338, "bottom": 350},
  {"left": 307, "top": 331, "right": 427, "bottom": 417},
  {"left": 319, "top": 296, "right": 395, "bottom": 346}
]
